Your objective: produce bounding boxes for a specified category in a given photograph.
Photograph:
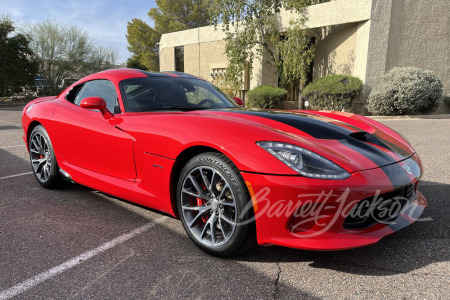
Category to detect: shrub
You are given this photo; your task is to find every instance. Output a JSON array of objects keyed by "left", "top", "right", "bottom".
[
  {"left": 366, "top": 67, "right": 443, "bottom": 115},
  {"left": 246, "top": 85, "right": 287, "bottom": 109},
  {"left": 301, "top": 74, "right": 363, "bottom": 111},
  {"left": 443, "top": 94, "right": 450, "bottom": 106}
]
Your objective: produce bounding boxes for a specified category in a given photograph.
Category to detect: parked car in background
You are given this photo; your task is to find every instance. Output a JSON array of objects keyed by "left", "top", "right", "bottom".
[{"left": 33, "top": 76, "right": 50, "bottom": 96}]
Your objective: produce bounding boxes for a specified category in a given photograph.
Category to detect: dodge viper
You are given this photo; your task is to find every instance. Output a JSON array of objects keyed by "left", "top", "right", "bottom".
[{"left": 22, "top": 69, "right": 427, "bottom": 256}]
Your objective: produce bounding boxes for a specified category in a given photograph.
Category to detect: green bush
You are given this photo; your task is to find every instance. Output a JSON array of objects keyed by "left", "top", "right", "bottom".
[
  {"left": 366, "top": 67, "right": 443, "bottom": 115},
  {"left": 301, "top": 74, "right": 363, "bottom": 111},
  {"left": 246, "top": 85, "right": 287, "bottom": 109},
  {"left": 443, "top": 94, "right": 450, "bottom": 106}
]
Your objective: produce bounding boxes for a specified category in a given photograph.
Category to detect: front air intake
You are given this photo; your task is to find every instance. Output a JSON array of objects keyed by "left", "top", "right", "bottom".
[{"left": 343, "top": 184, "right": 415, "bottom": 230}]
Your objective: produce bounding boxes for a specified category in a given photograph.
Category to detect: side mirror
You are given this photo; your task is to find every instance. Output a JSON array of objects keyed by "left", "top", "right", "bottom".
[
  {"left": 80, "top": 97, "right": 113, "bottom": 119},
  {"left": 233, "top": 97, "right": 244, "bottom": 107}
]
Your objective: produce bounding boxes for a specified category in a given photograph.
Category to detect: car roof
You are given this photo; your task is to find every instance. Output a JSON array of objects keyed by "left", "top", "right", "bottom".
[{"left": 82, "top": 69, "right": 205, "bottom": 83}]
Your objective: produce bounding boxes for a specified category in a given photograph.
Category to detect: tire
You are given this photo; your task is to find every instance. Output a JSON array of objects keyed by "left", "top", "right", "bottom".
[
  {"left": 177, "top": 152, "right": 255, "bottom": 257},
  {"left": 29, "top": 125, "right": 64, "bottom": 189}
]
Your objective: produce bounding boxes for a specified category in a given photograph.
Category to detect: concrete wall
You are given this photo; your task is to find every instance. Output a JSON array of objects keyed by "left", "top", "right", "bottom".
[
  {"left": 362, "top": 0, "right": 393, "bottom": 97},
  {"left": 184, "top": 44, "right": 200, "bottom": 75},
  {"left": 160, "top": 30, "right": 229, "bottom": 82},
  {"left": 313, "top": 23, "right": 358, "bottom": 80},
  {"left": 251, "top": 47, "right": 279, "bottom": 90},
  {"left": 199, "top": 40, "right": 229, "bottom": 82},
  {"left": 386, "top": 0, "right": 450, "bottom": 95},
  {"left": 362, "top": 0, "right": 450, "bottom": 96},
  {"left": 159, "top": 46, "right": 175, "bottom": 72},
  {"left": 279, "top": 0, "right": 372, "bottom": 30}
]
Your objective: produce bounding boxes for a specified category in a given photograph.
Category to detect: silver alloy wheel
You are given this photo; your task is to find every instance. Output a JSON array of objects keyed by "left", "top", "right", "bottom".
[
  {"left": 181, "top": 166, "right": 237, "bottom": 247},
  {"left": 30, "top": 132, "right": 52, "bottom": 182}
]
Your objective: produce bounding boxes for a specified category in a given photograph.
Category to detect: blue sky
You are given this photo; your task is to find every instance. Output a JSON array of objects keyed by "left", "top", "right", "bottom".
[{"left": 0, "top": 0, "right": 157, "bottom": 63}]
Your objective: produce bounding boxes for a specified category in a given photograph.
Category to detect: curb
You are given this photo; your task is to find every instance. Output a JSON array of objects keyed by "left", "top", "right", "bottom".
[{"left": 368, "top": 114, "right": 450, "bottom": 120}]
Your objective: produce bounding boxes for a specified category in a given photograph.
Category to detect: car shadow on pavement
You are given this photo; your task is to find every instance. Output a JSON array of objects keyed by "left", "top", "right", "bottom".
[
  {"left": 0, "top": 124, "right": 21, "bottom": 131},
  {"left": 237, "top": 180, "right": 449, "bottom": 276}
]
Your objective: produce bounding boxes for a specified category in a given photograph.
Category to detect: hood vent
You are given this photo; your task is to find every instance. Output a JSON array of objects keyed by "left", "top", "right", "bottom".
[{"left": 349, "top": 131, "right": 388, "bottom": 149}]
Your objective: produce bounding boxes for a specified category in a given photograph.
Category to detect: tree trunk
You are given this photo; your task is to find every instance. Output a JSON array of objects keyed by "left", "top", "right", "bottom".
[{"left": 298, "top": 79, "right": 305, "bottom": 110}]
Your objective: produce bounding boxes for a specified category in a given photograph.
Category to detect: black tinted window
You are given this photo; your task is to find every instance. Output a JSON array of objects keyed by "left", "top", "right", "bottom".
[{"left": 66, "top": 84, "right": 84, "bottom": 103}]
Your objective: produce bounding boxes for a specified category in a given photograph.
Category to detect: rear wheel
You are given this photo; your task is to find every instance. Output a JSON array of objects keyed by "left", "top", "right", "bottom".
[
  {"left": 177, "top": 152, "right": 255, "bottom": 257},
  {"left": 29, "top": 125, "right": 63, "bottom": 189}
]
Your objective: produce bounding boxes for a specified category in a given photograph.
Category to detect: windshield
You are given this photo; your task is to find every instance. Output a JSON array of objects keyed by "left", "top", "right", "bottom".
[{"left": 119, "top": 77, "right": 237, "bottom": 112}]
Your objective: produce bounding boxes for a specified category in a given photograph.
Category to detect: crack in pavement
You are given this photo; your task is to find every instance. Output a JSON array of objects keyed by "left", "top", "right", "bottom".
[{"left": 272, "top": 261, "right": 282, "bottom": 299}]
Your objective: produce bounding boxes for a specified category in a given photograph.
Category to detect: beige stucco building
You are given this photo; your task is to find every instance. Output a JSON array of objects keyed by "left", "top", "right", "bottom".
[{"left": 159, "top": 0, "right": 449, "bottom": 113}]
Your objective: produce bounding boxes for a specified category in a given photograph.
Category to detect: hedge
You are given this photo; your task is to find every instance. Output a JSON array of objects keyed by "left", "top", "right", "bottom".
[
  {"left": 246, "top": 85, "right": 287, "bottom": 109},
  {"left": 366, "top": 67, "right": 443, "bottom": 115},
  {"left": 301, "top": 74, "right": 363, "bottom": 111}
]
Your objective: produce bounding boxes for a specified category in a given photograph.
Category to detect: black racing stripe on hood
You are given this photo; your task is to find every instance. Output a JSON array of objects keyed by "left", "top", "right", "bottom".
[
  {"left": 340, "top": 117, "right": 412, "bottom": 159},
  {"left": 232, "top": 110, "right": 354, "bottom": 139},
  {"left": 310, "top": 114, "right": 411, "bottom": 159},
  {"left": 373, "top": 135, "right": 411, "bottom": 159},
  {"left": 378, "top": 157, "right": 419, "bottom": 189},
  {"left": 228, "top": 110, "right": 398, "bottom": 167},
  {"left": 338, "top": 139, "right": 397, "bottom": 168}
]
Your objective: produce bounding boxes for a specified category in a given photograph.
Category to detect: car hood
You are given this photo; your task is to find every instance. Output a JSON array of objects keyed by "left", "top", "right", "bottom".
[{"left": 201, "top": 109, "right": 415, "bottom": 171}]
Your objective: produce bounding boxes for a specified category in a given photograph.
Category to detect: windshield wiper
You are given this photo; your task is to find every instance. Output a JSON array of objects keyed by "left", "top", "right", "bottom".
[{"left": 140, "top": 106, "right": 211, "bottom": 112}]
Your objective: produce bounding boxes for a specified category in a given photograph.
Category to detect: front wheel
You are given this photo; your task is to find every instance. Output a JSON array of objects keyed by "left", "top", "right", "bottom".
[
  {"left": 29, "top": 125, "right": 63, "bottom": 189},
  {"left": 177, "top": 152, "right": 255, "bottom": 257}
]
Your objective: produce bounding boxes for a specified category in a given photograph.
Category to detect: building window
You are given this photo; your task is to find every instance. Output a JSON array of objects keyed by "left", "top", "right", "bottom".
[
  {"left": 210, "top": 68, "right": 226, "bottom": 78},
  {"left": 175, "top": 46, "right": 184, "bottom": 72}
]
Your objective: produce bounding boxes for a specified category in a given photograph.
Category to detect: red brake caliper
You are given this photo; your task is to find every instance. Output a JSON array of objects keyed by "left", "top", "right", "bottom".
[
  {"left": 190, "top": 179, "right": 210, "bottom": 225},
  {"left": 199, "top": 181, "right": 210, "bottom": 224}
]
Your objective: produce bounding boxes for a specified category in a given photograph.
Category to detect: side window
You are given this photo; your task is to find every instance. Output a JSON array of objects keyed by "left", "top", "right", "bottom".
[{"left": 73, "top": 80, "right": 119, "bottom": 113}]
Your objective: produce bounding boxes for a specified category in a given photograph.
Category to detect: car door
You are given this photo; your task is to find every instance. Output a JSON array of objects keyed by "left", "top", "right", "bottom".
[{"left": 53, "top": 79, "right": 136, "bottom": 181}]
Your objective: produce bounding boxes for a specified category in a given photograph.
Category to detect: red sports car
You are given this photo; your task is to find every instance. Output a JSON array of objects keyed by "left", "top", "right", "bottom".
[{"left": 22, "top": 69, "right": 427, "bottom": 256}]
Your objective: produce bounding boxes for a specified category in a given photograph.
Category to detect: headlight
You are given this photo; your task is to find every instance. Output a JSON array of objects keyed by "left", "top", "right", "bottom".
[
  {"left": 257, "top": 142, "right": 350, "bottom": 180},
  {"left": 26, "top": 104, "right": 34, "bottom": 115}
]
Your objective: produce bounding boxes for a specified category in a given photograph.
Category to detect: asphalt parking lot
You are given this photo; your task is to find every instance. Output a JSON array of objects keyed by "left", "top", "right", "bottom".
[{"left": 0, "top": 103, "right": 448, "bottom": 299}]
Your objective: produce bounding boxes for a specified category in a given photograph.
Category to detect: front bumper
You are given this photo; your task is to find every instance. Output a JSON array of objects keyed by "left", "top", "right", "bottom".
[{"left": 241, "top": 154, "right": 427, "bottom": 250}]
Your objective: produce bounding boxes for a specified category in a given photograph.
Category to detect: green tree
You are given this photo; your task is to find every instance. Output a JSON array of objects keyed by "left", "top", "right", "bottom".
[
  {"left": 23, "top": 19, "right": 118, "bottom": 94},
  {"left": 0, "top": 16, "right": 38, "bottom": 97},
  {"left": 126, "top": 18, "right": 160, "bottom": 71},
  {"left": 126, "top": 54, "right": 148, "bottom": 70},
  {"left": 210, "top": 0, "right": 329, "bottom": 108},
  {"left": 126, "top": 0, "right": 212, "bottom": 71}
]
